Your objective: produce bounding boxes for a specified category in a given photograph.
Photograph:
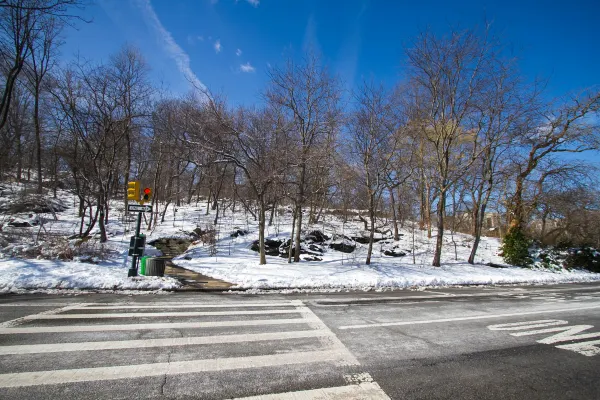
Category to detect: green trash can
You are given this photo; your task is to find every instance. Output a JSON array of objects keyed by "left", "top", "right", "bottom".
[
  {"left": 140, "top": 256, "right": 149, "bottom": 276},
  {"left": 145, "top": 258, "right": 166, "bottom": 277}
]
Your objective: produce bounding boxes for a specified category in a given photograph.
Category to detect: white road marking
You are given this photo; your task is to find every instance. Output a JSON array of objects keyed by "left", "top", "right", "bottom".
[
  {"left": 74, "top": 302, "right": 299, "bottom": 310},
  {"left": 512, "top": 325, "right": 600, "bottom": 344},
  {"left": 0, "top": 303, "right": 72, "bottom": 307},
  {"left": 556, "top": 339, "right": 600, "bottom": 357},
  {"left": 0, "top": 303, "right": 85, "bottom": 328},
  {"left": 229, "top": 382, "right": 390, "bottom": 400},
  {"left": 339, "top": 304, "right": 600, "bottom": 330},
  {"left": 293, "top": 300, "right": 359, "bottom": 365},
  {"left": 0, "top": 330, "right": 330, "bottom": 355},
  {"left": 23, "top": 309, "right": 300, "bottom": 320},
  {"left": 487, "top": 319, "right": 600, "bottom": 357},
  {"left": 487, "top": 320, "right": 569, "bottom": 331},
  {"left": 0, "top": 350, "right": 352, "bottom": 388},
  {"left": 0, "top": 318, "right": 317, "bottom": 334}
]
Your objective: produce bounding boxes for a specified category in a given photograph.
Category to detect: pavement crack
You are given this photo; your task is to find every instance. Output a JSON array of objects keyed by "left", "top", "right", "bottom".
[{"left": 159, "top": 353, "right": 171, "bottom": 397}]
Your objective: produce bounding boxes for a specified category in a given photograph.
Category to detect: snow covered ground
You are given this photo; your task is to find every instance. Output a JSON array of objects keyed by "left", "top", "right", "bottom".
[
  {"left": 172, "top": 207, "right": 600, "bottom": 290},
  {"left": 0, "top": 184, "right": 180, "bottom": 293},
  {"left": 1, "top": 182, "right": 599, "bottom": 292}
]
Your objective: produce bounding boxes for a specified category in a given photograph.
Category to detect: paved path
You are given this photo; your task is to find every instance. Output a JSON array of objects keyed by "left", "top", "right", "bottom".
[
  {"left": 0, "top": 283, "right": 598, "bottom": 399},
  {"left": 164, "top": 261, "right": 234, "bottom": 291}
]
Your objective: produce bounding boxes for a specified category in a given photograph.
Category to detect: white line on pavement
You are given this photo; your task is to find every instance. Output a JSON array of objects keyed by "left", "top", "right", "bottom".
[
  {"left": 23, "top": 309, "right": 300, "bottom": 320},
  {"left": 0, "top": 303, "right": 72, "bottom": 307},
  {"left": 229, "top": 382, "right": 391, "bottom": 400},
  {"left": 0, "top": 317, "right": 318, "bottom": 334},
  {"left": 293, "top": 301, "right": 360, "bottom": 366},
  {"left": 0, "top": 303, "right": 86, "bottom": 328},
  {"left": 556, "top": 339, "right": 600, "bottom": 357},
  {"left": 74, "top": 302, "right": 299, "bottom": 310},
  {"left": 338, "top": 303, "right": 600, "bottom": 330},
  {"left": 0, "top": 350, "right": 351, "bottom": 388},
  {"left": 0, "top": 330, "right": 330, "bottom": 355}
]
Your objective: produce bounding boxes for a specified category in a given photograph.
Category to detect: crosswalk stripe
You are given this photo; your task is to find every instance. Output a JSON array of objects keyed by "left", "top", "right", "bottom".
[
  {"left": 75, "top": 302, "right": 299, "bottom": 310},
  {"left": 294, "top": 305, "right": 360, "bottom": 366},
  {"left": 23, "top": 309, "right": 300, "bottom": 320},
  {"left": 230, "top": 382, "right": 391, "bottom": 400},
  {"left": 0, "top": 350, "right": 351, "bottom": 388},
  {"left": 0, "top": 330, "right": 330, "bottom": 355},
  {"left": 0, "top": 318, "right": 317, "bottom": 334}
]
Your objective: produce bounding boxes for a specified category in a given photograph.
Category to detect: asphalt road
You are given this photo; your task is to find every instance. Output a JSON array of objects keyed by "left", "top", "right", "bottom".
[{"left": 0, "top": 283, "right": 599, "bottom": 399}]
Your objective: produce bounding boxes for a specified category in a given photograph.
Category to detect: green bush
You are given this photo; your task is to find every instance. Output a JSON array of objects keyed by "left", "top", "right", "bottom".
[
  {"left": 501, "top": 226, "right": 532, "bottom": 267},
  {"left": 564, "top": 248, "right": 600, "bottom": 273}
]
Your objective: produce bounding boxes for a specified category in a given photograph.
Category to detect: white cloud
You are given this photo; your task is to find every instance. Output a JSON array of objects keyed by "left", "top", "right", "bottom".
[
  {"left": 214, "top": 39, "right": 222, "bottom": 53},
  {"left": 236, "top": 48, "right": 242, "bottom": 56},
  {"left": 240, "top": 62, "right": 255, "bottom": 73},
  {"left": 245, "top": 0, "right": 259, "bottom": 6},
  {"left": 134, "top": 0, "right": 205, "bottom": 92}
]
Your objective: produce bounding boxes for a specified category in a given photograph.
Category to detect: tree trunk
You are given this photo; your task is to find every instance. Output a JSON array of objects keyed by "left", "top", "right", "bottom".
[
  {"left": 366, "top": 195, "right": 375, "bottom": 265},
  {"left": 258, "top": 198, "right": 267, "bottom": 265},
  {"left": 468, "top": 203, "right": 486, "bottom": 264},
  {"left": 268, "top": 199, "right": 277, "bottom": 226},
  {"left": 294, "top": 164, "right": 306, "bottom": 263},
  {"left": 294, "top": 203, "right": 303, "bottom": 262},
  {"left": 432, "top": 191, "right": 446, "bottom": 267},
  {"left": 288, "top": 207, "right": 297, "bottom": 263},
  {"left": 33, "top": 86, "right": 43, "bottom": 194},
  {"left": 425, "top": 183, "right": 432, "bottom": 238},
  {"left": 389, "top": 187, "right": 399, "bottom": 241},
  {"left": 98, "top": 204, "right": 107, "bottom": 243},
  {"left": 511, "top": 174, "right": 525, "bottom": 229}
]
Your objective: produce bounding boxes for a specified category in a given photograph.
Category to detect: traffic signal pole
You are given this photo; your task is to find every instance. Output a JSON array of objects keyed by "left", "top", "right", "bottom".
[
  {"left": 128, "top": 211, "right": 143, "bottom": 277},
  {"left": 126, "top": 181, "right": 150, "bottom": 278}
]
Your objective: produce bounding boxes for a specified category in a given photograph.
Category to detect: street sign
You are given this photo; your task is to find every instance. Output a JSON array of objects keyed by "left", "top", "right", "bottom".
[{"left": 128, "top": 204, "right": 153, "bottom": 213}]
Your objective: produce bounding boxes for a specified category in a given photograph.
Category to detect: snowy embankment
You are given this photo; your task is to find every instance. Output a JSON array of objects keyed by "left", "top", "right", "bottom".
[
  {"left": 174, "top": 236, "right": 600, "bottom": 290},
  {"left": 170, "top": 204, "right": 600, "bottom": 290},
  {"left": 0, "top": 184, "right": 180, "bottom": 293},
  {"left": 0, "top": 258, "right": 179, "bottom": 293},
  {"left": 1, "top": 183, "right": 599, "bottom": 292}
]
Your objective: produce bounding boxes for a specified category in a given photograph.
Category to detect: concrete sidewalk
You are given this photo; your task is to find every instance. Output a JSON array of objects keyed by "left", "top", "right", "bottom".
[{"left": 164, "top": 261, "right": 234, "bottom": 291}]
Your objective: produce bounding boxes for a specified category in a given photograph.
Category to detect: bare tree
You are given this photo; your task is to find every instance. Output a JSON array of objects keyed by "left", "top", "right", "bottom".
[
  {"left": 348, "top": 81, "right": 401, "bottom": 265},
  {"left": 0, "top": 0, "right": 82, "bottom": 132},
  {"left": 266, "top": 53, "right": 341, "bottom": 262},
  {"left": 405, "top": 28, "right": 499, "bottom": 266},
  {"left": 508, "top": 89, "right": 600, "bottom": 229},
  {"left": 24, "top": 13, "right": 61, "bottom": 193}
]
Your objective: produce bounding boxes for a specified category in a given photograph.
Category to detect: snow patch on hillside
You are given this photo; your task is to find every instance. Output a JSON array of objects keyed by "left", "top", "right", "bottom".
[{"left": 1, "top": 183, "right": 599, "bottom": 292}]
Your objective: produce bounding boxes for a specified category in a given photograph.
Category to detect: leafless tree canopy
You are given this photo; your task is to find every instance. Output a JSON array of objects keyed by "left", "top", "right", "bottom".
[{"left": 1, "top": 16, "right": 599, "bottom": 264}]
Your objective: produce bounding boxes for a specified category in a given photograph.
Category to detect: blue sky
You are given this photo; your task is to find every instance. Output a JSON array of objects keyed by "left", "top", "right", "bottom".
[{"left": 61, "top": 0, "right": 600, "bottom": 106}]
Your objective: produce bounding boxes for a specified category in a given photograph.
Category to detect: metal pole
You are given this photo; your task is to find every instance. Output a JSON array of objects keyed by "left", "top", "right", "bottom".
[{"left": 128, "top": 211, "right": 142, "bottom": 277}]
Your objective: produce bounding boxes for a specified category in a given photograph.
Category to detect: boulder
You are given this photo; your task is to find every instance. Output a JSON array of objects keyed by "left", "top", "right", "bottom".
[
  {"left": 230, "top": 229, "right": 249, "bottom": 238},
  {"left": 329, "top": 235, "right": 356, "bottom": 253},
  {"left": 305, "top": 230, "right": 330, "bottom": 243}
]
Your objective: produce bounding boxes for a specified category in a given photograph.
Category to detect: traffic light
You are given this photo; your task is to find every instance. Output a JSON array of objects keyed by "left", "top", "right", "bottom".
[
  {"left": 127, "top": 181, "right": 140, "bottom": 201},
  {"left": 142, "top": 187, "right": 152, "bottom": 202}
]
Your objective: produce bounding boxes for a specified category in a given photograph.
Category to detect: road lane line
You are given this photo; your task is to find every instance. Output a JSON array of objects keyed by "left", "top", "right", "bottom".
[
  {"left": 0, "top": 303, "right": 86, "bottom": 328},
  {"left": 0, "top": 317, "right": 319, "bottom": 334},
  {"left": 0, "top": 330, "right": 330, "bottom": 355},
  {"left": 74, "top": 302, "right": 299, "bottom": 310},
  {"left": 230, "top": 382, "right": 391, "bottom": 399},
  {"left": 293, "top": 300, "right": 360, "bottom": 365},
  {"left": 0, "top": 350, "right": 351, "bottom": 388},
  {"left": 338, "top": 303, "right": 600, "bottom": 330},
  {"left": 23, "top": 310, "right": 300, "bottom": 320}
]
